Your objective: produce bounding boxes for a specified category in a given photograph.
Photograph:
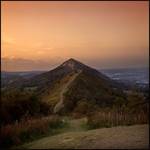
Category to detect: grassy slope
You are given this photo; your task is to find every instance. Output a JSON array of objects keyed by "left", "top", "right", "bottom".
[
  {"left": 54, "top": 71, "right": 81, "bottom": 113},
  {"left": 63, "top": 71, "right": 126, "bottom": 113},
  {"left": 40, "top": 70, "right": 126, "bottom": 114},
  {"left": 41, "top": 73, "right": 76, "bottom": 107},
  {"left": 21, "top": 123, "right": 149, "bottom": 149}
]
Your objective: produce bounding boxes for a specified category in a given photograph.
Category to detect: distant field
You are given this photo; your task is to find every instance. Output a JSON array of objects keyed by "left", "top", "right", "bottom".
[{"left": 101, "top": 67, "right": 149, "bottom": 88}]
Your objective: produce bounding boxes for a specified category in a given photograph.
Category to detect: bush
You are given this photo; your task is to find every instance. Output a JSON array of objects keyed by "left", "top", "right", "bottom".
[
  {"left": 0, "top": 89, "right": 51, "bottom": 125},
  {"left": 0, "top": 115, "right": 63, "bottom": 148},
  {"left": 87, "top": 107, "right": 149, "bottom": 129},
  {"left": 74, "top": 101, "right": 91, "bottom": 114},
  {"left": 86, "top": 91, "right": 149, "bottom": 129}
]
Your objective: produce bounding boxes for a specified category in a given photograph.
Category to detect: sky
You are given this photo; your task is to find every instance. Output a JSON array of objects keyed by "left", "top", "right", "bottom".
[{"left": 1, "top": 1, "right": 149, "bottom": 71}]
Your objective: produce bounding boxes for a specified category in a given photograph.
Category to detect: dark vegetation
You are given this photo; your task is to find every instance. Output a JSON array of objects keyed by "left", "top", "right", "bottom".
[
  {"left": 0, "top": 87, "right": 149, "bottom": 148},
  {"left": 86, "top": 91, "right": 149, "bottom": 129},
  {"left": 63, "top": 70, "right": 126, "bottom": 114},
  {"left": 0, "top": 115, "right": 65, "bottom": 148},
  {"left": 0, "top": 89, "right": 65, "bottom": 148},
  {"left": 0, "top": 89, "right": 51, "bottom": 126}
]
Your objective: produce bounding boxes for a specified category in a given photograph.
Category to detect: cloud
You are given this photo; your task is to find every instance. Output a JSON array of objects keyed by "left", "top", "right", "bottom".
[
  {"left": 1, "top": 54, "right": 148, "bottom": 72},
  {"left": 1, "top": 57, "right": 63, "bottom": 71}
]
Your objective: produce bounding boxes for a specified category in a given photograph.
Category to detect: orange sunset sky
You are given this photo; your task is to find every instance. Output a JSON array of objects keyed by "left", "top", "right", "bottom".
[{"left": 1, "top": 1, "right": 149, "bottom": 71}]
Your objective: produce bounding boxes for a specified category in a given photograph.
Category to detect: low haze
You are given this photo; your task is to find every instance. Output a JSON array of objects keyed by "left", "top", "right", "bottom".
[{"left": 1, "top": 1, "right": 149, "bottom": 71}]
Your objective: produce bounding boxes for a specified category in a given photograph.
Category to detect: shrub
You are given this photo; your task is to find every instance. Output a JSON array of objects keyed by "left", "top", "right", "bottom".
[
  {"left": 87, "top": 91, "right": 149, "bottom": 129},
  {"left": 87, "top": 107, "right": 149, "bottom": 129},
  {"left": 0, "top": 115, "right": 63, "bottom": 148},
  {"left": 0, "top": 89, "right": 51, "bottom": 125}
]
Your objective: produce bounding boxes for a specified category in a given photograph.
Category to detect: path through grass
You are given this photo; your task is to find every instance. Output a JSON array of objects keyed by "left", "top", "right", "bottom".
[{"left": 20, "top": 124, "right": 149, "bottom": 149}]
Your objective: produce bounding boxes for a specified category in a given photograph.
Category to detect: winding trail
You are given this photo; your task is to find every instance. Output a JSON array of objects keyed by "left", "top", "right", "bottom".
[{"left": 54, "top": 70, "right": 82, "bottom": 113}]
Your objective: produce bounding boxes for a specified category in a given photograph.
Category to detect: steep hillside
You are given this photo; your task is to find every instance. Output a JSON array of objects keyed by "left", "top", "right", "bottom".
[
  {"left": 5, "top": 58, "right": 126, "bottom": 114},
  {"left": 62, "top": 69, "right": 126, "bottom": 114}
]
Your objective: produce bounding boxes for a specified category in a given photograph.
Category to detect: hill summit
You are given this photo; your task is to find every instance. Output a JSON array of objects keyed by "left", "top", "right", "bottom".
[
  {"left": 61, "top": 58, "right": 82, "bottom": 68},
  {"left": 61, "top": 58, "right": 89, "bottom": 70}
]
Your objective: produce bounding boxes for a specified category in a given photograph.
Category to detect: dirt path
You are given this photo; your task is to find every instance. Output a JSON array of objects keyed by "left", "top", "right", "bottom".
[
  {"left": 66, "top": 118, "right": 87, "bottom": 132},
  {"left": 22, "top": 124, "right": 149, "bottom": 149},
  {"left": 54, "top": 71, "right": 81, "bottom": 113}
]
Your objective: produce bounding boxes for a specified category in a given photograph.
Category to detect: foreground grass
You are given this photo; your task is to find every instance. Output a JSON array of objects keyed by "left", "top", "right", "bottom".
[
  {"left": 20, "top": 124, "right": 149, "bottom": 149},
  {"left": 1, "top": 109, "right": 148, "bottom": 149},
  {"left": 0, "top": 115, "right": 68, "bottom": 148}
]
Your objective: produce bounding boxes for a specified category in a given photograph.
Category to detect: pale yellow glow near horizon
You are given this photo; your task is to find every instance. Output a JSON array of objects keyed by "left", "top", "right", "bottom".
[{"left": 1, "top": 1, "right": 149, "bottom": 71}]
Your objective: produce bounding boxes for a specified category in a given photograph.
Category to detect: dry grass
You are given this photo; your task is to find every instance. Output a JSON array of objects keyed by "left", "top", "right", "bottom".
[
  {"left": 0, "top": 115, "right": 64, "bottom": 148},
  {"left": 41, "top": 73, "right": 75, "bottom": 107},
  {"left": 87, "top": 109, "right": 149, "bottom": 129},
  {"left": 21, "top": 124, "right": 149, "bottom": 149}
]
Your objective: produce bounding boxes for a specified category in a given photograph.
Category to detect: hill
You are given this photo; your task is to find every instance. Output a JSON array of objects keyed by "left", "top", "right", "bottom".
[{"left": 4, "top": 58, "right": 126, "bottom": 115}]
